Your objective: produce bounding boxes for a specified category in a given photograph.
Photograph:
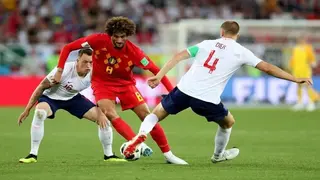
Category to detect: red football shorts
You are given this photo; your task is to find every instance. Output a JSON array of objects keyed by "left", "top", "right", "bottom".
[{"left": 93, "top": 84, "right": 145, "bottom": 111}]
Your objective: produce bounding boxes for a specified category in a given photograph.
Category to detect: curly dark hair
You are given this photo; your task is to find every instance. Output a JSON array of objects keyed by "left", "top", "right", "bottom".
[{"left": 105, "top": 16, "right": 136, "bottom": 36}]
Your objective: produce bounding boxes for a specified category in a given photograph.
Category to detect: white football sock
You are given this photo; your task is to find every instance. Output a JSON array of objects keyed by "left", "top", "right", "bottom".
[
  {"left": 98, "top": 121, "right": 113, "bottom": 157},
  {"left": 214, "top": 126, "right": 232, "bottom": 157},
  {"left": 30, "top": 109, "right": 47, "bottom": 155},
  {"left": 139, "top": 113, "right": 159, "bottom": 135}
]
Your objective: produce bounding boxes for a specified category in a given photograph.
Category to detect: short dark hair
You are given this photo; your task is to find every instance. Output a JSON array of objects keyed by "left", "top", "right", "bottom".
[
  {"left": 221, "top": 21, "right": 240, "bottom": 35},
  {"left": 105, "top": 16, "right": 136, "bottom": 36},
  {"left": 78, "top": 48, "right": 93, "bottom": 57}
]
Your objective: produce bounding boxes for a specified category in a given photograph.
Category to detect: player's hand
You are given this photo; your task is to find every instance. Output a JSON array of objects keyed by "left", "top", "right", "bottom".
[
  {"left": 147, "top": 76, "right": 161, "bottom": 89},
  {"left": 97, "top": 118, "right": 107, "bottom": 129},
  {"left": 18, "top": 110, "right": 30, "bottom": 126},
  {"left": 52, "top": 69, "right": 63, "bottom": 84},
  {"left": 295, "top": 78, "right": 313, "bottom": 86}
]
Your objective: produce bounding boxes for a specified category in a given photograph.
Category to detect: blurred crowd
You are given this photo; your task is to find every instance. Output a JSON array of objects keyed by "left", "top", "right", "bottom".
[
  {"left": 0, "top": 0, "right": 319, "bottom": 75},
  {"left": 1, "top": 0, "right": 320, "bottom": 45}
]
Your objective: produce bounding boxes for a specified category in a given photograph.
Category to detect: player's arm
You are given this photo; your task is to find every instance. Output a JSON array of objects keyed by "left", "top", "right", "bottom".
[
  {"left": 133, "top": 44, "right": 191, "bottom": 91},
  {"left": 155, "top": 44, "right": 199, "bottom": 80},
  {"left": 53, "top": 34, "right": 98, "bottom": 83},
  {"left": 243, "top": 48, "right": 312, "bottom": 85},
  {"left": 53, "top": 37, "right": 87, "bottom": 84},
  {"left": 147, "top": 50, "right": 190, "bottom": 89},
  {"left": 256, "top": 61, "right": 312, "bottom": 85},
  {"left": 25, "top": 78, "right": 52, "bottom": 111},
  {"left": 144, "top": 59, "right": 174, "bottom": 91},
  {"left": 256, "top": 61, "right": 296, "bottom": 82},
  {"left": 155, "top": 50, "right": 190, "bottom": 80},
  {"left": 18, "top": 78, "right": 52, "bottom": 125}
]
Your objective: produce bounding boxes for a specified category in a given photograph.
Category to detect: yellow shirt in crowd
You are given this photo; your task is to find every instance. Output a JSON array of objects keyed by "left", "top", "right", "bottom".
[{"left": 290, "top": 43, "right": 316, "bottom": 78}]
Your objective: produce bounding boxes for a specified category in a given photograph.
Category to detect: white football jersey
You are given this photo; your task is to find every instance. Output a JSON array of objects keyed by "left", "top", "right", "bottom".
[
  {"left": 43, "top": 62, "right": 92, "bottom": 100},
  {"left": 177, "top": 38, "right": 262, "bottom": 104}
]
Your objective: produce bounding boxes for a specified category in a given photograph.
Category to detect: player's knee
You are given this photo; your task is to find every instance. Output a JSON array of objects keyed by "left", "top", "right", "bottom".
[
  {"left": 152, "top": 104, "right": 168, "bottom": 121},
  {"left": 226, "top": 118, "right": 235, "bottom": 128},
  {"left": 227, "top": 113, "right": 235, "bottom": 127},
  {"left": 101, "top": 108, "right": 119, "bottom": 120},
  {"left": 36, "top": 102, "right": 50, "bottom": 110},
  {"left": 220, "top": 113, "right": 235, "bottom": 129},
  {"left": 35, "top": 109, "right": 47, "bottom": 120},
  {"left": 137, "top": 110, "right": 150, "bottom": 121},
  {"left": 219, "top": 120, "right": 234, "bottom": 129}
]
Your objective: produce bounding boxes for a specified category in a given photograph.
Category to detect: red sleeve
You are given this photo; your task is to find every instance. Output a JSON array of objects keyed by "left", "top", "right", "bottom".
[
  {"left": 131, "top": 47, "right": 151, "bottom": 70},
  {"left": 57, "top": 34, "right": 101, "bottom": 69}
]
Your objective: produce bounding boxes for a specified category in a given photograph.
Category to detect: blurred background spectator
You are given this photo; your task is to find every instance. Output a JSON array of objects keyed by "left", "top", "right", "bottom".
[{"left": 0, "top": 0, "right": 320, "bottom": 75}]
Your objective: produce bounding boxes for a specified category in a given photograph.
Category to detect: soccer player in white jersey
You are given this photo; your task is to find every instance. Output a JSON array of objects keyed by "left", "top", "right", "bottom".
[
  {"left": 18, "top": 48, "right": 126, "bottom": 163},
  {"left": 123, "top": 21, "right": 313, "bottom": 163}
]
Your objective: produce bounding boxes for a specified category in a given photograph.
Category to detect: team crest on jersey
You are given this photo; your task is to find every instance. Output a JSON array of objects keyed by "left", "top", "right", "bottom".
[{"left": 108, "top": 56, "right": 117, "bottom": 65}]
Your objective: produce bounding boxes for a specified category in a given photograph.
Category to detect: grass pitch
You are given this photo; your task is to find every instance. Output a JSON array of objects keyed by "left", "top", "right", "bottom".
[{"left": 0, "top": 107, "right": 319, "bottom": 180}]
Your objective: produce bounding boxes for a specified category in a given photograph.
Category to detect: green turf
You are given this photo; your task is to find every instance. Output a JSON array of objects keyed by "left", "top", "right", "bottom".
[{"left": 0, "top": 107, "right": 320, "bottom": 180}]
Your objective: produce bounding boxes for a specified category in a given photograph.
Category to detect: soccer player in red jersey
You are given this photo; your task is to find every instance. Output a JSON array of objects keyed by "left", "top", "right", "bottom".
[{"left": 52, "top": 17, "right": 187, "bottom": 164}]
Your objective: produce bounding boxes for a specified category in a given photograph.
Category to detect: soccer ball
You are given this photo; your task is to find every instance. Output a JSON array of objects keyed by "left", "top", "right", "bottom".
[{"left": 120, "top": 142, "right": 141, "bottom": 161}]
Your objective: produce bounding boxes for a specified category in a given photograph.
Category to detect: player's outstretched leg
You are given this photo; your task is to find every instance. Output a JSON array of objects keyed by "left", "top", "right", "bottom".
[
  {"left": 98, "top": 99, "right": 137, "bottom": 140},
  {"left": 98, "top": 126, "right": 127, "bottom": 162},
  {"left": 83, "top": 106, "right": 127, "bottom": 162},
  {"left": 149, "top": 122, "right": 187, "bottom": 164},
  {"left": 211, "top": 112, "right": 239, "bottom": 163},
  {"left": 125, "top": 103, "right": 188, "bottom": 165},
  {"left": 98, "top": 99, "right": 154, "bottom": 158},
  {"left": 19, "top": 103, "right": 50, "bottom": 163}
]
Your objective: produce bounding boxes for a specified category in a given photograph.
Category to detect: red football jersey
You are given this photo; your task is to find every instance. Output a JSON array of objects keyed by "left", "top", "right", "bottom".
[{"left": 57, "top": 33, "right": 174, "bottom": 91}]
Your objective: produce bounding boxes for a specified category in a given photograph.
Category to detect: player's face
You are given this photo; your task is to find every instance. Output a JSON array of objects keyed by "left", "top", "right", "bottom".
[
  {"left": 111, "top": 32, "right": 127, "bottom": 49},
  {"left": 77, "top": 54, "right": 92, "bottom": 75}
]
